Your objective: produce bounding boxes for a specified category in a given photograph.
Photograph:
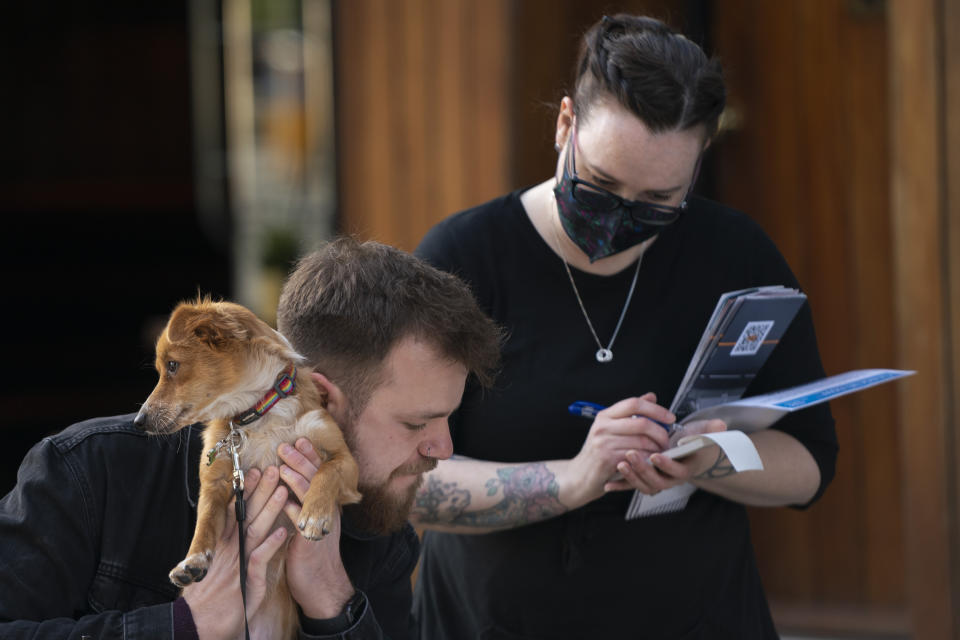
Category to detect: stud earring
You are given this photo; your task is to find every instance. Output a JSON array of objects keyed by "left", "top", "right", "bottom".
[{"left": 554, "top": 142, "right": 562, "bottom": 152}]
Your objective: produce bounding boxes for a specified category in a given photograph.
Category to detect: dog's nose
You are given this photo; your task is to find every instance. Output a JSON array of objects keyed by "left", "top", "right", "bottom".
[{"left": 133, "top": 410, "right": 147, "bottom": 428}]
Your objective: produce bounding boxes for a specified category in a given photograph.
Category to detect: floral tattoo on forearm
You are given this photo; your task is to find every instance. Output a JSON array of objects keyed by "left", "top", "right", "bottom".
[{"left": 413, "top": 463, "right": 567, "bottom": 527}]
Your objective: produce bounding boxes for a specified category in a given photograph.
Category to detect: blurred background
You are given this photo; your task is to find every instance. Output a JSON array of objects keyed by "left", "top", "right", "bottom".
[{"left": 1, "top": 0, "right": 957, "bottom": 637}]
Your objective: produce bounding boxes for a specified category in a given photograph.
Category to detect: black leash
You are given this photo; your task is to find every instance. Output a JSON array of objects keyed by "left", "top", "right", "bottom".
[
  {"left": 208, "top": 367, "right": 297, "bottom": 640},
  {"left": 228, "top": 424, "right": 252, "bottom": 640}
]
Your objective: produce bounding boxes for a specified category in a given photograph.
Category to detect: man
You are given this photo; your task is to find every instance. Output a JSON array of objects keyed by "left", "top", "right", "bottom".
[{"left": 0, "top": 237, "right": 502, "bottom": 639}]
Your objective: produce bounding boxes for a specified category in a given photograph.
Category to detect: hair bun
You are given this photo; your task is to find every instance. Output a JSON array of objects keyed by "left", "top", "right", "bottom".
[{"left": 572, "top": 13, "right": 725, "bottom": 138}]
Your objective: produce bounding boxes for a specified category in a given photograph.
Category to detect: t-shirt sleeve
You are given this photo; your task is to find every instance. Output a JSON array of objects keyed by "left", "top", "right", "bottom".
[
  {"left": 416, "top": 220, "right": 460, "bottom": 274},
  {"left": 415, "top": 210, "right": 490, "bottom": 296},
  {"left": 742, "top": 222, "right": 838, "bottom": 507}
]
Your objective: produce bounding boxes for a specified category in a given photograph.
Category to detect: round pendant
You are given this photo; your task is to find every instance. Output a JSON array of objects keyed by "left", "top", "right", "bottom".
[{"left": 596, "top": 348, "right": 613, "bottom": 363}]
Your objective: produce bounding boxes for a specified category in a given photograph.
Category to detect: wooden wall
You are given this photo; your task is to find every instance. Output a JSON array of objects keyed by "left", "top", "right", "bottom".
[
  {"left": 333, "top": 0, "right": 683, "bottom": 250},
  {"left": 889, "top": 0, "right": 960, "bottom": 637},
  {"left": 334, "top": 0, "right": 512, "bottom": 251},
  {"left": 711, "top": 0, "right": 908, "bottom": 633},
  {"left": 333, "top": 0, "right": 960, "bottom": 636}
]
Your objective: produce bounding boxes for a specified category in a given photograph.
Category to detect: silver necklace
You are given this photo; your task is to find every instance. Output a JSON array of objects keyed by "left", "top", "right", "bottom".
[{"left": 551, "top": 219, "right": 642, "bottom": 363}]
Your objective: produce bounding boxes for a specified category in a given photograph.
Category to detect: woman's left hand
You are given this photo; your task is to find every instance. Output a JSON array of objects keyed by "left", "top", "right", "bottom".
[{"left": 604, "top": 419, "right": 727, "bottom": 495}]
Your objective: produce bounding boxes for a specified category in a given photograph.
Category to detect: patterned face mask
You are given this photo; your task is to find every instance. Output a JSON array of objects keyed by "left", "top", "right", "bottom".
[{"left": 552, "top": 124, "right": 695, "bottom": 262}]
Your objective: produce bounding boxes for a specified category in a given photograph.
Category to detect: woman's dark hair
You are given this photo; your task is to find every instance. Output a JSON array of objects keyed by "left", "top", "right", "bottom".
[{"left": 573, "top": 14, "right": 726, "bottom": 139}]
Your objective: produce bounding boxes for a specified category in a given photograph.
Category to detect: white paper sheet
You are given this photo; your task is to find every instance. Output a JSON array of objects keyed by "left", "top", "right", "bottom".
[{"left": 625, "top": 369, "right": 915, "bottom": 519}]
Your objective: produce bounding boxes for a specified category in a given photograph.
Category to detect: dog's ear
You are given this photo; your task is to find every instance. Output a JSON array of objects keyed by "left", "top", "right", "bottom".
[
  {"left": 167, "top": 303, "right": 250, "bottom": 349},
  {"left": 166, "top": 304, "right": 199, "bottom": 343}
]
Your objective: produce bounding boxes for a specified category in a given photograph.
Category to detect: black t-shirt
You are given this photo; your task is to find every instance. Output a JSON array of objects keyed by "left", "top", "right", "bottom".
[{"left": 412, "top": 190, "right": 838, "bottom": 639}]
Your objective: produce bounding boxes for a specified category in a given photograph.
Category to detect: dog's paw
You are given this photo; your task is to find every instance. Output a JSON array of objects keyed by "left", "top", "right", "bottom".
[
  {"left": 169, "top": 550, "right": 213, "bottom": 587},
  {"left": 297, "top": 510, "right": 335, "bottom": 541}
]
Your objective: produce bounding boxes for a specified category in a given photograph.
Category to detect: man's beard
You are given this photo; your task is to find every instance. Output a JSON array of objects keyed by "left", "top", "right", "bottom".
[
  {"left": 345, "top": 473, "right": 422, "bottom": 535},
  {"left": 341, "top": 417, "right": 438, "bottom": 534}
]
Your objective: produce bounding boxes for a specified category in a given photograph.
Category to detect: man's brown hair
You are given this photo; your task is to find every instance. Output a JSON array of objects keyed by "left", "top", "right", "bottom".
[{"left": 277, "top": 237, "right": 502, "bottom": 418}]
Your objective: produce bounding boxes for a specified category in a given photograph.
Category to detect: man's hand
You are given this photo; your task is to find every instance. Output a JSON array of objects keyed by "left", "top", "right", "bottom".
[
  {"left": 563, "top": 392, "right": 675, "bottom": 505},
  {"left": 182, "top": 466, "right": 290, "bottom": 639},
  {"left": 278, "top": 439, "right": 356, "bottom": 620}
]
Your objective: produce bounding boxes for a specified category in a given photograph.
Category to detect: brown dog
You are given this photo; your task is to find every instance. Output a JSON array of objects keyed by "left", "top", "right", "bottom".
[{"left": 134, "top": 298, "right": 361, "bottom": 638}]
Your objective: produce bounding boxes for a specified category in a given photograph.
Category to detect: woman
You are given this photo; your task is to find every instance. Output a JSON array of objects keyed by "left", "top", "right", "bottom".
[{"left": 411, "top": 15, "right": 837, "bottom": 639}]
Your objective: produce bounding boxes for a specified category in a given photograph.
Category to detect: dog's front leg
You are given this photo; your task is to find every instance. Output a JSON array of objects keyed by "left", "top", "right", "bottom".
[
  {"left": 170, "top": 458, "right": 234, "bottom": 587},
  {"left": 296, "top": 438, "right": 361, "bottom": 540}
]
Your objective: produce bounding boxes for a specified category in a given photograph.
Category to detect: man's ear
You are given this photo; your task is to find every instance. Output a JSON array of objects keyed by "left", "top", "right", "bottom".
[{"left": 310, "top": 372, "right": 345, "bottom": 416}]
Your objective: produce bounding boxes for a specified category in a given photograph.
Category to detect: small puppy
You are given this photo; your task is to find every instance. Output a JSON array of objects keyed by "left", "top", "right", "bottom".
[{"left": 135, "top": 298, "right": 361, "bottom": 638}]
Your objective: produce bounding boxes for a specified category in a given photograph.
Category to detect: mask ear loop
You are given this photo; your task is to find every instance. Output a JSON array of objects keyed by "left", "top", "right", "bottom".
[
  {"left": 569, "top": 119, "right": 579, "bottom": 176},
  {"left": 555, "top": 120, "right": 578, "bottom": 199}
]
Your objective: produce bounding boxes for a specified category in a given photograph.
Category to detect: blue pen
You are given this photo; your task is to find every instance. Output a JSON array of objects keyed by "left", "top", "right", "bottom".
[{"left": 567, "top": 400, "right": 680, "bottom": 435}]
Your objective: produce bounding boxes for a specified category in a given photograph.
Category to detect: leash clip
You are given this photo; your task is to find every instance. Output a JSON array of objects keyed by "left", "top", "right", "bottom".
[{"left": 228, "top": 422, "right": 245, "bottom": 493}]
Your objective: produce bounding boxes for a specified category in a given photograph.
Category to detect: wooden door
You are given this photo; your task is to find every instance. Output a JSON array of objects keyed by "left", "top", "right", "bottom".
[
  {"left": 333, "top": 0, "right": 511, "bottom": 251},
  {"left": 710, "top": 1, "right": 909, "bottom": 634}
]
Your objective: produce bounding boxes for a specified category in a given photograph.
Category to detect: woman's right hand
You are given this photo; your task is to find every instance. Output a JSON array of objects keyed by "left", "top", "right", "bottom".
[{"left": 564, "top": 392, "right": 675, "bottom": 505}]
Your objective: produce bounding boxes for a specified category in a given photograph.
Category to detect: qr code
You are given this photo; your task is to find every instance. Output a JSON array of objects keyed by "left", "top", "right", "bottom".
[{"left": 731, "top": 321, "right": 774, "bottom": 356}]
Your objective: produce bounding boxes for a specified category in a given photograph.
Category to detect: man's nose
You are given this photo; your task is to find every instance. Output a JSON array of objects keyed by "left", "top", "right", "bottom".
[{"left": 418, "top": 421, "right": 454, "bottom": 460}]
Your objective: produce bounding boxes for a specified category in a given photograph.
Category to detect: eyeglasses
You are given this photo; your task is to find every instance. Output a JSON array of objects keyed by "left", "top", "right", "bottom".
[{"left": 566, "top": 124, "right": 691, "bottom": 226}]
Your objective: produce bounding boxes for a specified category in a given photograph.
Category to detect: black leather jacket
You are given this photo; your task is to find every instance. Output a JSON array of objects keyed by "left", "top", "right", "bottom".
[{"left": 0, "top": 414, "right": 419, "bottom": 639}]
